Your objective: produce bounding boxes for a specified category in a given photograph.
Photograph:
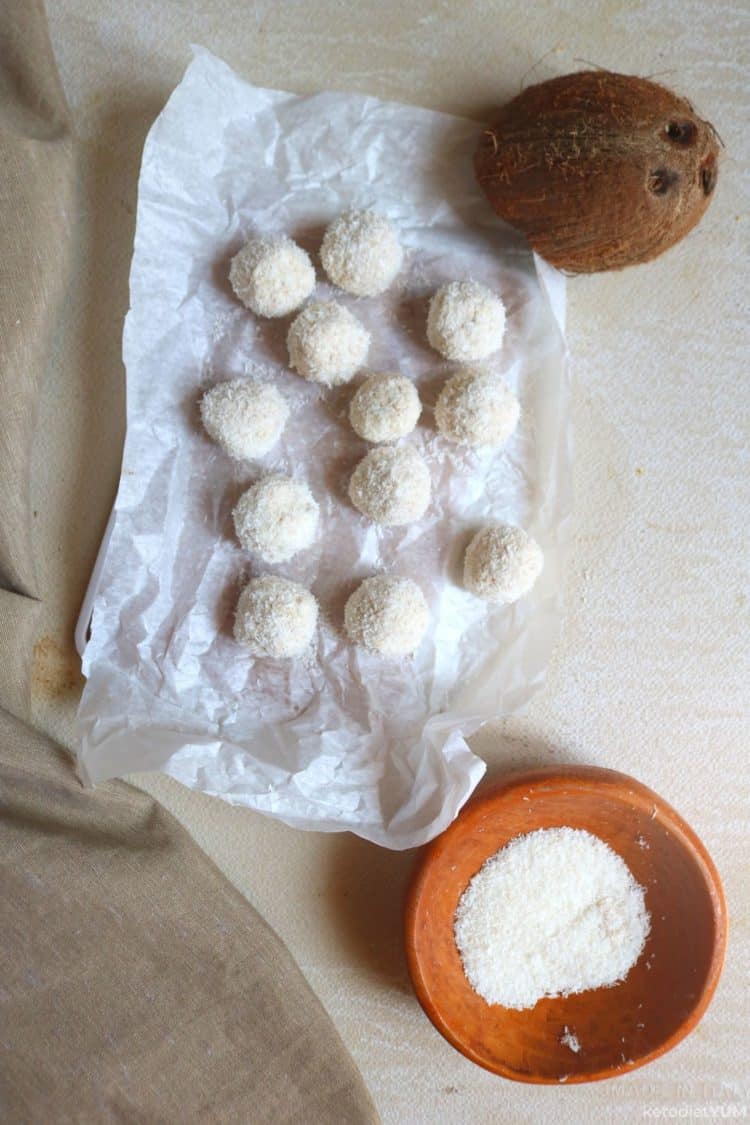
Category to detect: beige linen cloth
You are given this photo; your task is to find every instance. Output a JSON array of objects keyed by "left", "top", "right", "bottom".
[{"left": 0, "top": 4, "right": 378, "bottom": 1122}]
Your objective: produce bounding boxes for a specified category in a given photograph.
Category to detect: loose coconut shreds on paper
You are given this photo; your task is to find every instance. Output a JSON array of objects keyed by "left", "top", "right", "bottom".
[
  {"left": 464, "top": 524, "right": 543, "bottom": 603},
  {"left": 454, "top": 827, "right": 651, "bottom": 1010},
  {"left": 287, "top": 300, "right": 370, "bottom": 386},
  {"left": 344, "top": 576, "right": 429, "bottom": 657},
  {"left": 349, "top": 372, "right": 421, "bottom": 443},
  {"left": 320, "top": 209, "right": 404, "bottom": 297},
  {"left": 229, "top": 235, "right": 315, "bottom": 317},
  {"left": 233, "top": 575, "right": 319, "bottom": 658},
  {"left": 435, "top": 366, "right": 519, "bottom": 448},
  {"left": 200, "top": 379, "right": 289, "bottom": 461},
  {"left": 348, "top": 444, "right": 431, "bottom": 526},
  {"left": 427, "top": 279, "right": 507, "bottom": 362},
  {"left": 232, "top": 475, "right": 319, "bottom": 564}
]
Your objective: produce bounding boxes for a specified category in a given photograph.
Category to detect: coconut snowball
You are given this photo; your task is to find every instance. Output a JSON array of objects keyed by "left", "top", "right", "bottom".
[
  {"left": 344, "top": 576, "right": 429, "bottom": 657},
  {"left": 320, "top": 210, "right": 403, "bottom": 297},
  {"left": 348, "top": 445, "right": 431, "bottom": 526},
  {"left": 200, "top": 379, "right": 289, "bottom": 461},
  {"left": 349, "top": 372, "right": 421, "bottom": 443},
  {"left": 464, "top": 524, "right": 544, "bottom": 603},
  {"left": 427, "top": 280, "right": 506, "bottom": 361},
  {"left": 233, "top": 475, "right": 319, "bottom": 564},
  {"left": 287, "top": 301, "right": 370, "bottom": 387},
  {"left": 229, "top": 235, "right": 315, "bottom": 318},
  {"left": 435, "top": 367, "right": 519, "bottom": 448},
  {"left": 234, "top": 575, "right": 318, "bottom": 658}
]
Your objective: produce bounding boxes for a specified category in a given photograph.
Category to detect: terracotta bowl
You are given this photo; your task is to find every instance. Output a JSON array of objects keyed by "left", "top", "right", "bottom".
[{"left": 405, "top": 765, "right": 727, "bottom": 1084}]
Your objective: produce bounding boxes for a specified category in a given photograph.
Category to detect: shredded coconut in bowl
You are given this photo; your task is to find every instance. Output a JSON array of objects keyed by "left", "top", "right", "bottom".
[
  {"left": 348, "top": 444, "right": 431, "bottom": 526},
  {"left": 287, "top": 300, "right": 370, "bottom": 386},
  {"left": 344, "top": 575, "right": 429, "bottom": 657},
  {"left": 229, "top": 235, "right": 315, "bottom": 317},
  {"left": 454, "top": 827, "right": 651, "bottom": 1010},
  {"left": 435, "top": 366, "right": 519, "bottom": 448},
  {"left": 427, "top": 279, "right": 507, "bottom": 362},
  {"left": 321, "top": 209, "right": 403, "bottom": 297},
  {"left": 234, "top": 575, "right": 318, "bottom": 659}
]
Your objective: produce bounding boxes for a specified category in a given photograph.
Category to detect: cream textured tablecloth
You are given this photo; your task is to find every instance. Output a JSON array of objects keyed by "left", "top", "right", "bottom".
[{"left": 31, "top": 2, "right": 749, "bottom": 1121}]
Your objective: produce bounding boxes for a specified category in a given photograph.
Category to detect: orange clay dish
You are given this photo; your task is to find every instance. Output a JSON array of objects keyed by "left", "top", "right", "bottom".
[{"left": 405, "top": 765, "right": 727, "bottom": 1084}]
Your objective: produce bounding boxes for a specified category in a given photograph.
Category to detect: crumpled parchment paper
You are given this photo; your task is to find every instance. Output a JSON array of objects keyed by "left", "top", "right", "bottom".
[{"left": 75, "top": 48, "right": 570, "bottom": 849}]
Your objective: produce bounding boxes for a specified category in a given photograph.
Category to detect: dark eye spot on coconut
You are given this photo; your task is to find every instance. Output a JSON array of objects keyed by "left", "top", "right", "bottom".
[
  {"left": 700, "top": 160, "right": 717, "bottom": 195},
  {"left": 666, "top": 120, "right": 697, "bottom": 146},
  {"left": 649, "top": 168, "right": 678, "bottom": 195}
]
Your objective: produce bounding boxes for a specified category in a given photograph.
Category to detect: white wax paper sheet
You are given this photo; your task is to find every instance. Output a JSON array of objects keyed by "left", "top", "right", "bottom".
[{"left": 75, "top": 49, "right": 571, "bottom": 850}]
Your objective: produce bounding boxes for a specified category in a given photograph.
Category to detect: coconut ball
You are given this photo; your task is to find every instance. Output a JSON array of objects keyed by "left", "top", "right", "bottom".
[
  {"left": 287, "top": 301, "right": 370, "bottom": 387},
  {"left": 200, "top": 380, "right": 289, "bottom": 461},
  {"left": 435, "top": 366, "right": 519, "bottom": 448},
  {"left": 348, "top": 445, "right": 431, "bottom": 526},
  {"left": 320, "top": 209, "right": 403, "bottom": 297},
  {"left": 344, "top": 576, "right": 429, "bottom": 657},
  {"left": 464, "top": 524, "right": 544, "bottom": 603},
  {"left": 349, "top": 372, "right": 421, "bottom": 443},
  {"left": 229, "top": 235, "right": 315, "bottom": 318},
  {"left": 233, "top": 475, "right": 319, "bottom": 564},
  {"left": 427, "top": 280, "right": 506, "bottom": 361},
  {"left": 234, "top": 575, "right": 318, "bottom": 658}
]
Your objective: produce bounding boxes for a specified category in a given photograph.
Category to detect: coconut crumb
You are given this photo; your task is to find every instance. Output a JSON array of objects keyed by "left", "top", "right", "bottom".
[{"left": 560, "top": 1027, "right": 581, "bottom": 1054}]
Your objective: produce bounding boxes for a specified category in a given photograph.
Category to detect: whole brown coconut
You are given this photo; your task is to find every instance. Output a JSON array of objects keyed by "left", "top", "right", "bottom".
[{"left": 474, "top": 71, "right": 720, "bottom": 273}]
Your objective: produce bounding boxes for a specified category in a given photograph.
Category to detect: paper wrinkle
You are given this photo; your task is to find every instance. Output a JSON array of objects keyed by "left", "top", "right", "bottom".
[{"left": 75, "top": 49, "right": 571, "bottom": 850}]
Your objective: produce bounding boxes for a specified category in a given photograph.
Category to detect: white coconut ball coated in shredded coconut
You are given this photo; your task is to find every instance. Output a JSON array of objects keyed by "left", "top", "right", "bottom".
[
  {"left": 287, "top": 301, "right": 370, "bottom": 387},
  {"left": 320, "top": 209, "right": 403, "bottom": 297},
  {"left": 464, "top": 524, "right": 543, "bottom": 603},
  {"left": 229, "top": 235, "right": 315, "bottom": 318},
  {"left": 435, "top": 366, "right": 519, "bottom": 448},
  {"left": 349, "top": 372, "right": 421, "bottom": 443},
  {"left": 427, "top": 279, "right": 507, "bottom": 362},
  {"left": 234, "top": 575, "right": 318, "bottom": 658},
  {"left": 233, "top": 475, "right": 319, "bottom": 564},
  {"left": 344, "top": 576, "right": 429, "bottom": 657},
  {"left": 200, "top": 380, "right": 289, "bottom": 461},
  {"left": 348, "top": 444, "right": 431, "bottom": 526}
]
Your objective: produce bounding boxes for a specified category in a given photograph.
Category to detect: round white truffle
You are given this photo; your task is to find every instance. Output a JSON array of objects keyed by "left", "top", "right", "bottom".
[
  {"left": 344, "top": 576, "right": 429, "bottom": 657},
  {"left": 287, "top": 301, "right": 370, "bottom": 387},
  {"left": 349, "top": 373, "right": 421, "bottom": 443},
  {"left": 320, "top": 209, "right": 403, "bottom": 297},
  {"left": 427, "top": 280, "right": 506, "bottom": 361},
  {"left": 234, "top": 575, "right": 318, "bottom": 658},
  {"left": 435, "top": 367, "right": 519, "bottom": 448},
  {"left": 463, "top": 524, "right": 544, "bottom": 603},
  {"left": 229, "top": 235, "right": 315, "bottom": 318},
  {"left": 348, "top": 445, "right": 431, "bottom": 526},
  {"left": 233, "top": 475, "right": 319, "bottom": 564},
  {"left": 200, "top": 379, "right": 289, "bottom": 461}
]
